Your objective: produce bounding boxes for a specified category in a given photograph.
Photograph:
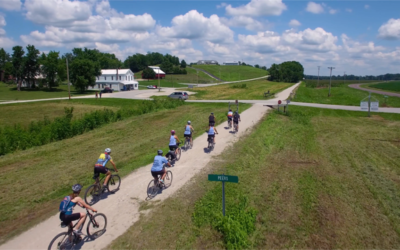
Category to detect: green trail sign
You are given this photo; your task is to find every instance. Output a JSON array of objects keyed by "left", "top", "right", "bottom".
[
  {"left": 208, "top": 174, "right": 239, "bottom": 216},
  {"left": 208, "top": 174, "right": 239, "bottom": 183}
]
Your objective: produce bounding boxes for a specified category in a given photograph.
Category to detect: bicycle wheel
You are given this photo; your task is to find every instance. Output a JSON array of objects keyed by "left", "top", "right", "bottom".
[
  {"left": 176, "top": 148, "right": 181, "bottom": 161},
  {"left": 164, "top": 171, "right": 173, "bottom": 188},
  {"left": 48, "top": 232, "right": 74, "bottom": 250},
  {"left": 87, "top": 213, "right": 107, "bottom": 239},
  {"left": 84, "top": 184, "right": 101, "bottom": 206},
  {"left": 147, "top": 179, "right": 159, "bottom": 199},
  {"left": 107, "top": 175, "right": 121, "bottom": 193}
]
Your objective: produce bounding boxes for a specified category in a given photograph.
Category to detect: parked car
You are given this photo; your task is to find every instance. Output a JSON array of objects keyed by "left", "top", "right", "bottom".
[
  {"left": 101, "top": 87, "right": 114, "bottom": 93},
  {"left": 168, "top": 92, "right": 188, "bottom": 100},
  {"left": 147, "top": 85, "right": 157, "bottom": 89}
]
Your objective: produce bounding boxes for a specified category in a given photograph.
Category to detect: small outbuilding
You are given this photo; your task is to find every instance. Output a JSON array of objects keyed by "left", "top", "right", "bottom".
[{"left": 142, "top": 66, "right": 166, "bottom": 79}]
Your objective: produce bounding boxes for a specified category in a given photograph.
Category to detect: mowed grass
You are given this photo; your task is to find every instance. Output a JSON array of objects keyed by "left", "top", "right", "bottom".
[
  {"left": 367, "top": 81, "right": 400, "bottom": 93},
  {"left": 110, "top": 106, "right": 400, "bottom": 249},
  {"left": 0, "top": 101, "right": 251, "bottom": 243},
  {"left": 191, "top": 65, "right": 268, "bottom": 81},
  {"left": 295, "top": 82, "right": 400, "bottom": 107},
  {"left": 188, "top": 80, "right": 292, "bottom": 100},
  {"left": 0, "top": 82, "right": 95, "bottom": 101}
]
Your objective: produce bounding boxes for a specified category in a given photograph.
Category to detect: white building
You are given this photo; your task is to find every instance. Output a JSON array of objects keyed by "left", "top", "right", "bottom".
[
  {"left": 223, "top": 62, "right": 239, "bottom": 66},
  {"left": 93, "top": 69, "right": 138, "bottom": 91},
  {"left": 197, "top": 60, "right": 218, "bottom": 65}
]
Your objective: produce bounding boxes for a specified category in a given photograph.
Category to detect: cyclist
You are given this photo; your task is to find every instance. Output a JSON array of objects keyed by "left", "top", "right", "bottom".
[
  {"left": 227, "top": 109, "right": 233, "bottom": 127},
  {"left": 207, "top": 125, "right": 219, "bottom": 144},
  {"left": 233, "top": 111, "right": 241, "bottom": 131},
  {"left": 169, "top": 130, "right": 181, "bottom": 156},
  {"left": 151, "top": 150, "right": 172, "bottom": 184},
  {"left": 94, "top": 148, "right": 118, "bottom": 191},
  {"left": 59, "top": 184, "right": 97, "bottom": 236},
  {"left": 209, "top": 112, "right": 215, "bottom": 127},
  {"left": 183, "top": 121, "right": 194, "bottom": 145}
]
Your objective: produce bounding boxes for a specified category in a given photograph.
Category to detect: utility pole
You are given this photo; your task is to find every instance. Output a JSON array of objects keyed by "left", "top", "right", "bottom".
[
  {"left": 317, "top": 66, "right": 320, "bottom": 86},
  {"left": 328, "top": 67, "right": 335, "bottom": 97},
  {"left": 343, "top": 71, "right": 346, "bottom": 84},
  {"left": 66, "top": 58, "right": 71, "bottom": 100}
]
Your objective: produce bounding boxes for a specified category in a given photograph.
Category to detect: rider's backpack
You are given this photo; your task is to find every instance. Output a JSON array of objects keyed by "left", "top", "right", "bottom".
[{"left": 59, "top": 195, "right": 71, "bottom": 214}]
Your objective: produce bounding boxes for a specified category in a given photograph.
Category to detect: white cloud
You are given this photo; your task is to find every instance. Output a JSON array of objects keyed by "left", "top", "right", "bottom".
[
  {"left": 365, "top": 5, "right": 369, "bottom": 9},
  {"left": 221, "top": 16, "right": 266, "bottom": 31},
  {"left": 306, "top": 2, "right": 324, "bottom": 14},
  {"left": 282, "top": 28, "right": 339, "bottom": 52},
  {"left": 0, "top": 14, "right": 5, "bottom": 26},
  {"left": 226, "top": 0, "right": 287, "bottom": 17},
  {"left": 329, "top": 9, "right": 338, "bottom": 14},
  {"left": 289, "top": 19, "right": 301, "bottom": 27},
  {"left": 0, "top": 14, "right": 15, "bottom": 48},
  {"left": 216, "top": 2, "right": 227, "bottom": 9},
  {"left": 109, "top": 14, "right": 156, "bottom": 31},
  {"left": 156, "top": 10, "right": 234, "bottom": 43},
  {"left": 95, "top": 0, "right": 121, "bottom": 18},
  {"left": 345, "top": 8, "right": 352, "bottom": 13},
  {"left": 342, "top": 34, "right": 385, "bottom": 54},
  {"left": 378, "top": 18, "right": 400, "bottom": 40},
  {"left": 0, "top": 0, "right": 21, "bottom": 11}
]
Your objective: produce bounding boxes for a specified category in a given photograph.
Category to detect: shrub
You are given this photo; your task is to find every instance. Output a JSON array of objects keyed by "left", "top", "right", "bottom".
[{"left": 231, "top": 84, "right": 247, "bottom": 89}]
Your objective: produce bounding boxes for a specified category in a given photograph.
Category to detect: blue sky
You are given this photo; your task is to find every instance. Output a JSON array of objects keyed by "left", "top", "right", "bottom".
[{"left": 0, "top": 0, "right": 399, "bottom": 76}]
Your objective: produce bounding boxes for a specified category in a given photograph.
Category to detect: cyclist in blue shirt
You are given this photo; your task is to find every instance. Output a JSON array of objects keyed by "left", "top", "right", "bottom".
[
  {"left": 94, "top": 148, "right": 118, "bottom": 190},
  {"left": 183, "top": 121, "right": 194, "bottom": 145},
  {"left": 169, "top": 130, "right": 181, "bottom": 156},
  {"left": 151, "top": 150, "right": 172, "bottom": 184},
  {"left": 207, "top": 125, "right": 219, "bottom": 144}
]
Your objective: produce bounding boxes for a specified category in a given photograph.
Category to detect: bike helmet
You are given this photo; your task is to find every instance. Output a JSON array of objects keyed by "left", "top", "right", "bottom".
[
  {"left": 171, "top": 130, "right": 175, "bottom": 135},
  {"left": 229, "top": 109, "right": 232, "bottom": 111},
  {"left": 72, "top": 184, "right": 82, "bottom": 193},
  {"left": 235, "top": 111, "right": 238, "bottom": 114},
  {"left": 211, "top": 112, "right": 214, "bottom": 115},
  {"left": 157, "top": 150, "right": 163, "bottom": 155},
  {"left": 187, "top": 121, "right": 191, "bottom": 125},
  {"left": 105, "top": 148, "right": 111, "bottom": 153}
]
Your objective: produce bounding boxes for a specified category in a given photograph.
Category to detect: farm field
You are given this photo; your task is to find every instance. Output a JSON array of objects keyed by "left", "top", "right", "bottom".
[
  {"left": 191, "top": 65, "right": 268, "bottom": 81},
  {"left": 295, "top": 81, "right": 400, "bottom": 107},
  {"left": 0, "top": 101, "right": 251, "bottom": 243},
  {"left": 188, "top": 80, "right": 293, "bottom": 100},
  {"left": 364, "top": 81, "right": 400, "bottom": 93},
  {"left": 110, "top": 106, "right": 400, "bottom": 249},
  {"left": 0, "top": 82, "right": 95, "bottom": 101},
  {"left": 303, "top": 79, "right": 381, "bottom": 88}
]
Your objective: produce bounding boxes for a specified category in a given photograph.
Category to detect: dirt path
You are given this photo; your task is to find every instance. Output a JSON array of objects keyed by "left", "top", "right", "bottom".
[
  {"left": 349, "top": 83, "right": 400, "bottom": 97},
  {"left": 0, "top": 83, "right": 299, "bottom": 250}
]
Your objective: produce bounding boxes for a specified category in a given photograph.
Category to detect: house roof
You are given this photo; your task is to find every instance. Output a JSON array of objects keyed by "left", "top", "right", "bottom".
[
  {"left": 149, "top": 66, "right": 160, "bottom": 69},
  {"left": 101, "top": 69, "right": 131, "bottom": 75},
  {"left": 152, "top": 68, "right": 165, "bottom": 74}
]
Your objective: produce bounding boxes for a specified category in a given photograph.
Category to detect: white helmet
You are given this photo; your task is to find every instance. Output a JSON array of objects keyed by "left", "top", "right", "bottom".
[
  {"left": 187, "top": 121, "right": 191, "bottom": 124},
  {"left": 105, "top": 148, "right": 111, "bottom": 153}
]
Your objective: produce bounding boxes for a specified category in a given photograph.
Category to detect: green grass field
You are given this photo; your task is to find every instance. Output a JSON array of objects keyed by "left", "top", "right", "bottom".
[
  {"left": 191, "top": 65, "right": 268, "bottom": 81},
  {"left": 0, "top": 100, "right": 251, "bottom": 243},
  {"left": 188, "top": 80, "right": 292, "bottom": 100},
  {"left": 0, "top": 82, "right": 96, "bottom": 101},
  {"left": 295, "top": 82, "right": 400, "bottom": 107},
  {"left": 110, "top": 106, "right": 400, "bottom": 249},
  {"left": 367, "top": 81, "right": 400, "bottom": 93},
  {"left": 303, "top": 79, "right": 381, "bottom": 88}
]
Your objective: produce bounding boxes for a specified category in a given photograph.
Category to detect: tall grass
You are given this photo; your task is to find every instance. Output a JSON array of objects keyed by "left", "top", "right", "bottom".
[{"left": 0, "top": 99, "right": 184, "bottom": 155}]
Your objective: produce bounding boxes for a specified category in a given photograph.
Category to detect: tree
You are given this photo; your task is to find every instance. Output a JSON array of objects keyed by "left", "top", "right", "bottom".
[
  {"left": 142, "top": 67, "right": 155, "bottom": 80},
  {"left": 160, "top": 60, "right": 173, "bottom": 74},
  {"left": 70, "top": 58, "right": 98, "bottom": 93},
  {"left": 42, "top": 51, "right": 60, "bottom": 89},
  {"left": 12, "top": 46, "right": 25, "bottom": 91},
  {"left": 24, "top": 44, "right": 40, "bottom": 88},
  {"left": 261, "top": 66, "right": 267, "bottom": 70},
  {"left": 0, "top": 48, "right": 11, "bottom": 82},
  {"left": 269, "top": 61, "right": 304, "bottom": 83},
  {"left": 180, "top": 59, "right": 187, "bottom": 68},
  {"left": 254, "top": 64, "right": 260, "bottom": 68}
]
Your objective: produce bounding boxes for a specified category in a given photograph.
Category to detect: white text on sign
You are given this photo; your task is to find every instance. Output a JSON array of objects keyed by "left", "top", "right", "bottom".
[{"left": 218, "top": 176, "right": 229, "bottom": 181}]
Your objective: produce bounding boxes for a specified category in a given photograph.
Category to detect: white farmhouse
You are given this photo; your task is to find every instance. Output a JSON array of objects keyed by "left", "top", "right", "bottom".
[{"left": 93, "top": 69, "right": 138, "bottom": 91}]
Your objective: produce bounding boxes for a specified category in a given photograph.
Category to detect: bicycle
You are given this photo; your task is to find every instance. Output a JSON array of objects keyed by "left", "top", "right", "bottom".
[
  {"left": 147, "top": 168, "right": 173, "bottom": 199},
  {"left": 48, "top": 208, "right": 107, "bottom": 250},
  {"left": 233, "top": 122, "right": 238, "bottom": 133},
  {"left": 184, "top": 135, "right": 193, "bottom": 151},
  {"left": 207, "top": 134, "right": 217, "bottom": 151},
  {"left": 228, "top": 119, "right": 232, "bottom": 129},
  {"left": 84, "top": 169, "right": 121, "bottom": 206},
  {"left": 168, "top": 142, "right": 181, "bottom": 162}
]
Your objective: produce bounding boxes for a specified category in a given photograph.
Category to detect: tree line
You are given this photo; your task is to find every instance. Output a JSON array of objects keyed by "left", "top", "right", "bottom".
[
  {"left": 268, "top": 61, "right": 304, "bottom": 83},
  {"left": 0, "top": 45, "right": 188, "bottom": 93},
  {"left": 305, "top": 73, "right": 400, "bottom": 81}
]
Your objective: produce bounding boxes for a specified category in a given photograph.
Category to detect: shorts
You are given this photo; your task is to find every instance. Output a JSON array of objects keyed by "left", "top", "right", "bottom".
[
  {"left": 209, "top": 121, "right": 215, "bottom": 126},
  {"left": 228, "top": 117, "right": 233, "bottom": 121},
  {"left": 208, "top": 134, "right": 215, "bottom": 139},
  {"left": 151, "top": 168, "right": 165, "bottom": 178},
  {"left": 184, "top": 133, "right": 192, "bottom": 138},
  {"left": 60, "top": 212, "right": 81, "bottom": 225},
  {"left": 94, "top": 166, "right": 109, "bottom": 174},
  {"left": 169, "top": 145, "right": 178, "bottom": 151},
  {"left": 233, "top": 120, "right": 239, "bottom": 124}
]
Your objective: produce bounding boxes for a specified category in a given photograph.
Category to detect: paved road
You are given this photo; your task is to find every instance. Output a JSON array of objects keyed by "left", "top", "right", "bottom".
[{"left": 349, "top": 83, "right": 400, "bottom": 98}]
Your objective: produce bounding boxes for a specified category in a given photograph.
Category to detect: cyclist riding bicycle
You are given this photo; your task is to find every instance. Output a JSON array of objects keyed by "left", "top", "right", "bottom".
[
  {"left": 94, "top": 148, "right": 118, "bottom": 191},
  {"left": 209, "top": 112, "right": 215, "bottom": 127},
  {"left": 233, "top": 111, "right": 241, "bottom": 131},
  {"left": 227, "top": 109, "right": 233, "bottom": 124},
  {"left": 151, "top": 150, "right": 172, "bottom": 184},
  {"left": 183, "top": 121, "right": 194, "bottom": 145},
  {"left": 59, "top": 184, "right": 97, "bottom": 236},
  {"left": 207, "top": 125, "right": 219, "bottom": 144},
  {"left": 169, "top": 130, "right": 181, "bottom": 157}
]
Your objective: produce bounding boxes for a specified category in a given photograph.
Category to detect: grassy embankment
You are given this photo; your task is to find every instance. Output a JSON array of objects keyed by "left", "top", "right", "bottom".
[
  {"left": 0, "top": 100, "right": 251, "bottom": 243},
  {"left": 188, "top": 80, "right": 292, "bottom": 100},
  {"left": 137, "top": 67, "right": 215, "bottom": 88},
  {"left": 361, "top": 81, "right": 400, "bottom": 94},
  {"left": 110, "top": 106, "right": 400, "bottom": 249},
  {"left": 295, "top": 80, "right": 400, "bottom": 107},
  {"left": 0, "top": 82, "right": 95, "bottom": 101},
  {"left": 191, "top": 65, "right": 268, "bottom": 81}
]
